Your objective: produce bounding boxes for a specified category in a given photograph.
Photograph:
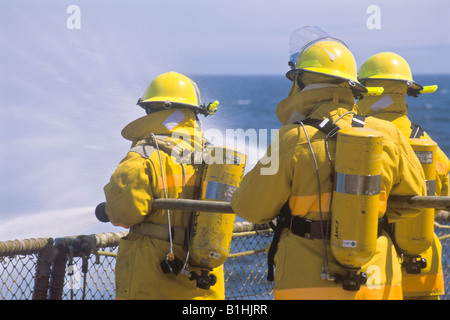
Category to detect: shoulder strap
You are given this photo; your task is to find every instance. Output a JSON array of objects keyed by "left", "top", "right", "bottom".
[
  {"left": 351, "top": 114, "right": 366, "bottom": 127},
  {"left": 130, "top": 144, "right": 157, "bottom": 158},
  {"left": 132, "top": 134, "right": 196, "bottom": 164},
  {"left": 410, "top": 123, "right": 424, "bottom": 138},
  {"left": 296, "top": 118, "right": 341, "bottom": 137},
  {"left": 296, "top": 114, "right": 366, "bottom": 137}
]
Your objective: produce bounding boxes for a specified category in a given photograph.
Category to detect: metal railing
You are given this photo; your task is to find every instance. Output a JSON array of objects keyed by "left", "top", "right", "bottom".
[{"left": 1, "top": 216, "right": 449, "bottom": 300}]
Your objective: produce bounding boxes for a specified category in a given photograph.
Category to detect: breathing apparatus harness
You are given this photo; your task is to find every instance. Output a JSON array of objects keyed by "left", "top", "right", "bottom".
[
  {"left": 151, "top": 133, "right": 190, "bottom": 278},
  {"left": 384, "top": 123, "right": 429, "bottom": 275},
  {"left": 131, "top": 129, "right": 246, "bottom": 290},
  {"left": 267, "top": 112, "right": 386, "bottom": 291},
  {"left": 129, "top": 131, "right": 218, "bottom": 289}
]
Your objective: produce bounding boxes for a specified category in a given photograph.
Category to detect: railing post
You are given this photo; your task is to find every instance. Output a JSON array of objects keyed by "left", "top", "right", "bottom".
[
  {"left": 32, "top": 239, "right": 55, "bottom": 300},
  {"left": 48, "top": 238, "right": 69, "bottom": 300}
]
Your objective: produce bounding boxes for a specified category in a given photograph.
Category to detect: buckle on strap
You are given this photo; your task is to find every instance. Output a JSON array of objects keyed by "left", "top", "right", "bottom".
[
  {"left": 318, "top": 118, "right": 341, "bottom": 138},
  {"left": 289, "top": 216, "right": 331, "bottom": 240},
  {"left": 130, "top": 222, "right": 187, "bottom": 246}
]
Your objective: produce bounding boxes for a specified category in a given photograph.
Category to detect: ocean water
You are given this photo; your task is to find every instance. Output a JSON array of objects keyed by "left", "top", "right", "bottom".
[
  {"left": 197, "top": 74, "right": 450, "bottom": 156},
  {"left": 0, "top": 75, "right": 449, "bottom": 240}
]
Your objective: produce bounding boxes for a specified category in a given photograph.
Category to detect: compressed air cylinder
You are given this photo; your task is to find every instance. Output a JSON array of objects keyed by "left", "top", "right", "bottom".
[
  {"left": 395, "top": 139, "right": 436, "bottom": 257},
  {"left": 189, "top": 146, "right": 247, "bottom": 269},
  {"left": 330, "top": 127, "right": 383, "bottom": 269}
]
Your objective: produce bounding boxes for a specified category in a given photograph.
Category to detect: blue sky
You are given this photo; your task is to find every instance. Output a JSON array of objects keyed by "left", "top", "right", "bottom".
[
  {"left": 2, "top": 0, "right": 449, "bottom": 77},
  {"left": 0, "top": 0, "right": 449, "bottom": 240}
]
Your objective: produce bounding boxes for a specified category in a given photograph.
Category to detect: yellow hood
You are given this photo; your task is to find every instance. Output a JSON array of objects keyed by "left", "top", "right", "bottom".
[
  {"left": 356, "top": 80, "right": 408, "bottom": 117},
  {"left": 121, "top": 109, "right": 204, "bottom": 148},
  {"left": 276, "top": 80, "right": 356, "bottom": 125}
]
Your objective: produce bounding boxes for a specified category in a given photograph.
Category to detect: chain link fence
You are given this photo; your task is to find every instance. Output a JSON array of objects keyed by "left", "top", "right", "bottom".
[{"left": 1, "top": 218, "right": 449, "bottom": 300}]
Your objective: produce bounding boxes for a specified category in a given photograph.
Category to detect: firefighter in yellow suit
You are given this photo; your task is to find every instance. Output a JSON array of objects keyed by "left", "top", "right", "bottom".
[
  {"left": 231, "top": 27, "right": 427, "bottom": 300},
  {"left": 356, "top": 52, "right": 449, "bottom": 299},
  {"left": 103, "top": 72, "right": 224, "bottom": 299}
]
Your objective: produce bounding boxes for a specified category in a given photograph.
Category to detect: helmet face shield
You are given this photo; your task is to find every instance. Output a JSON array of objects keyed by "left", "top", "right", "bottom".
[
  {"left": 288, "top": 26, "right": 348, "bottom": 70},
  {"left": 286, "top": 26, "right": 367, "bottom": 95}
]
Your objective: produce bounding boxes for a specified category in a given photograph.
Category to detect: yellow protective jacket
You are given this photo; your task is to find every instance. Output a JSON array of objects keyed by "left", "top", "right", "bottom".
[
  {"left": 356, "top": 81, "right": 449, "bottom": 298},
  {"left": 231, "top": 82, "right": 427, "bottom": 300},
  {"left": 103, "top": 109, "right": 224, "bottom": 300}
]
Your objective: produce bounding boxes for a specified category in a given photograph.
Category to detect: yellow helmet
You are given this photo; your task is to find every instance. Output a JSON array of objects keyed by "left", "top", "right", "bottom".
[
  {"left": 358, "top": 52, "right": 423, "bottom": 91},
  {"left": 287, "top": 27, "right": 366, "bottom": 94},
  {"left": 136, "top": 72, "right": 219, "bottom": 116},
  {"left": 137, "top": 71, "right": 202, "bottom": 109}
]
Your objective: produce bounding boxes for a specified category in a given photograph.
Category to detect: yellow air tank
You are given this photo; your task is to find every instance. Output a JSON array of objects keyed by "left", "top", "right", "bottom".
[
  {"left": 395, "top": 139, "right": 436, "bottom": 274},
  {"left": 188, "top": 146, "right": 246, "bottom": 289},
  {"left": 330, "top": 127, "right": 383, "bottom": 290}
]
